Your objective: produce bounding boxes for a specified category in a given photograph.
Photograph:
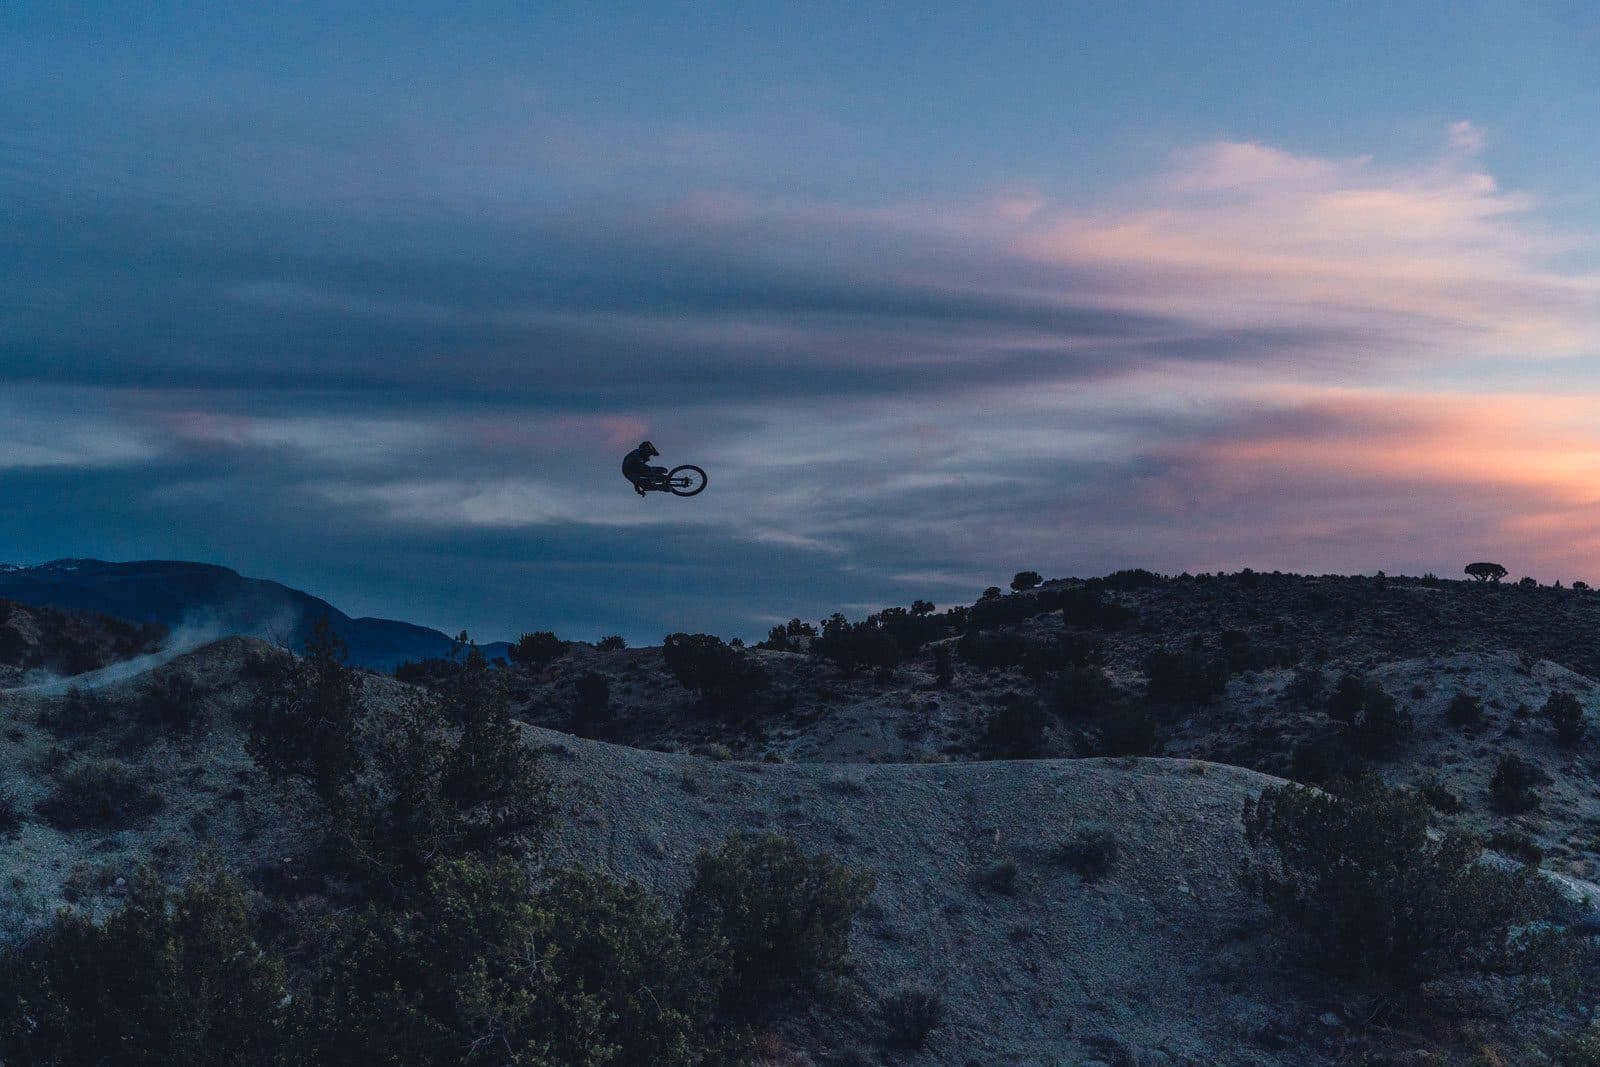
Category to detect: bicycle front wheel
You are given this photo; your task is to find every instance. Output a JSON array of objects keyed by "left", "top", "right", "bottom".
[{"left": 667, "top": 465, "right": 707, "bottom": 497}]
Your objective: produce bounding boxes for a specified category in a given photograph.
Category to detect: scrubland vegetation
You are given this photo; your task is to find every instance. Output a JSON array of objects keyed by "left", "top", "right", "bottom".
[{"left": 4, "top": 565, "right": 1600, "bottom": 1062}]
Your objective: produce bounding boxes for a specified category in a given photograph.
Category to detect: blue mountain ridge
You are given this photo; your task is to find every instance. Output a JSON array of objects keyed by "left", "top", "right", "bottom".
[{"left": 0, "top": 559, "right": 512, "bottom": 671}]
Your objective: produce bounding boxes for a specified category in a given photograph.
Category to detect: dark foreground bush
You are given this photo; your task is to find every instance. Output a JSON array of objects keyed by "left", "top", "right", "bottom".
[
  {"left": 36, "top": 758, "right": 162, "bottom": 830},
  {"left": 1243, "top": 777, "right": 1567, "bottom": 991},
  {"left": 1, "top": 835, "right": 872, "bottom": 1066},
  {"left": 880, "top": 986, "right": 946, "bottom": 1049},
  {"left": 682, "top": 832, "right": 875, "bottom": 1015},
  {"left": 0, "top": 859, "right": 286, "bottom": 1067}
]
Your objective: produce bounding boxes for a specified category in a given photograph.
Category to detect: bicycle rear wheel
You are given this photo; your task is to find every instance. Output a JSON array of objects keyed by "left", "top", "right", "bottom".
[{"left": 667, "top": 464, "right": 707, "bottom": 497}]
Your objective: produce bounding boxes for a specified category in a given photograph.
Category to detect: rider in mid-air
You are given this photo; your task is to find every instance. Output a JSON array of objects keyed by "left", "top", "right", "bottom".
[{"left": 622, "top": 440, "right": 668, "bottom": 496}]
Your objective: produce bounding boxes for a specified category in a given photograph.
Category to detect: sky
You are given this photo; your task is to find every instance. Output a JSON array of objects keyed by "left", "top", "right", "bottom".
[{"left": 3, "top": 2, "right": 1599, "bottom": 644}]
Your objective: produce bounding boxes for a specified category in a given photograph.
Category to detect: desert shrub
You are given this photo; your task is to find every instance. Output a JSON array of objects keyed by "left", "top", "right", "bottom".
[
  {"left": 1326, "top": 675, "right": 1411, "bottom": 756},
  {"left": 1010, "top": 570, "right": 1042, "bottom": 592},
  {"left": 680, "top": 833, "right": 874, "bottom": 1016},
  {"left": 812, "top": 613, "right": 900, "bottom": 675},
  {"left": 296, "top": 856, "right": 711, "bottom": 1067},
  {"left": 1289, "top": 729, "right": 1361, "bottom": 785},
  {"left": 1283, "top": 665, "right": 1325, "bottom": 708},
  {"left": 1490, "top": 753, "right": 1548, "bottom": 814},
  {"left": 1101, "top": 568, "right": 1159, "bottom": 591},
  {"left": 1243, "top": 778, "right": 1554, "bottom": 989},
  {"left": 41, "top": 685, "right": 114, "bottom": 736},
  {"left": 1544, "top": 690, "right": 1588, "bottom": 747},
  {"left": 1098, "top": 700, "right": 1158, "bottom": 757},
  {"left": 1058, "top": 587, "right": 1133, "bottom": 630},
  {"left": 980, "top": 693, "right": 1048, "bottom": 758},
  {"left": 0, "top": 787, "right": 19, "bottom": 833},
  {"left": 981, "top": 586, "right": 1003, "bottom": 600},
  {"left": 1049, "top": 663, "right": 1116, "bottom": 720},
  {"left": 1447, "top": 690, "right": 1484, "bottom": 729},
  {"left": 249, "top": 617, "right": 363, "bottom": 810},
  {"left": 955, "top": 627, "right": 1029, "bottom": 670},
  {"left": 1054, "top": 826, "right": 1120, "bottom": 883},
  {"left": 392, "top": 656, "right": 463, "bottom": 687},
  {"left": 979, "top": 857, "right": 1019, "bottom": 894},
  {"left": 256, "top": 632, "right": 550, "bottom": 891},
  {"left": 760, "top": 618, "right": 819, "bottom": 651},
  {"left": 1417, "top": 776, "right": 1462, "bottom": 814},
  {"left": 880, "top": 986, "right": 946, "bottom": 1050},
  {"left": 1486, "top": 829, "right": 1543, "bottom": 866},
  {"left": 663, "top": 632, "right": 769, "bottom": 714},
  {"left": 1551, "top": 1026, "right": 1600, "bottom": 1066},
  {"left": 1143, "top": 649, "right": 1228, "bottom": 705},
  {"left": 37, "top": 758, "right": 162, "bottom": 830},
  {"left": 596, "top": 634, "right": 627, "bottom": 650},
  {"left": 932, "top": 643, "right": 954, "bottom": 688},
  {"left": 572, "top": 670, "right": 612, "bottom": 730},
  {"left": 0, "top": 859, "right": 287, "bottom": 1067},
  {"left": 141, "top": 667, "right": 207, "bottom": 730},
  {"left": 508, "top": 630, "right": 566, "bottom": 668}
]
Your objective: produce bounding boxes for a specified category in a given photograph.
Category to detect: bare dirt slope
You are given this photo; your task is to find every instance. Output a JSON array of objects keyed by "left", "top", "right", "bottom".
[{"left": 532, "top": 725, "right": 1341, "bottom": 1065}]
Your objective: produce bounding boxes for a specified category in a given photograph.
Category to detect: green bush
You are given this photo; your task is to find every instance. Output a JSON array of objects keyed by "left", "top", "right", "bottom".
[
  {"left": 980, "top": 693, "right": 1048, "bottom": 758},
  {"left": 1243, "top": 778, "right": 1554, "bottom": 989},
  {"left": 37, "top": 758, "right": 162, "bottom": 830},
  {"left": 681, "top": 833, "right": 874, "bottom": 1016},
  {"left": 880, "top": 986, "right": 946, "bottom": 1050},
  {"left": 508, "top": 630, "right": 566, "bottom": 668},
  {"left": 1490, "top": 752, "right": 1548, "bottom": 814},
  {"left": 0, "top": 859, "right": 287, "bottom": 1067},
  {"left": 1544, "top": 690, "right": 1587, "bottom": 747}
]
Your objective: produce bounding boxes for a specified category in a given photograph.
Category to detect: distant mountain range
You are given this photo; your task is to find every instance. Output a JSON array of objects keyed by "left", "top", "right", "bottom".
[{"left": 0, "top": 559, "right": 511, "bottom": 671}]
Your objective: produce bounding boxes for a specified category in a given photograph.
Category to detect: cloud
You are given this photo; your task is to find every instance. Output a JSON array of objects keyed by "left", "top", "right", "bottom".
[{"left": 2, "top": 113, "right": 1599, "bottom": 636}]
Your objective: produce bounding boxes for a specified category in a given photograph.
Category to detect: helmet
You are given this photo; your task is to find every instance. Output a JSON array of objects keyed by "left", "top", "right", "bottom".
[{"left": 639, "top": 440, "right": 658, "bottom": 457}]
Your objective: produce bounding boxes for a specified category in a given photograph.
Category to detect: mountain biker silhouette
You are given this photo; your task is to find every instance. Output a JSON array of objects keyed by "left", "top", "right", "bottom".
[
  {"left": 622, "top": 440, "right": 667, "bottom": 497},
  {"left": 621, "top": 441, "right": 708, "bottom": 498}
]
